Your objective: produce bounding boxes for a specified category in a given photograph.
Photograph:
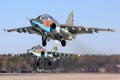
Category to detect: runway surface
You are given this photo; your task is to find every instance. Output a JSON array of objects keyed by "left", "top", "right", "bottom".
[{"left": 0, "top": 73, "right": 120, "bottom": 80}]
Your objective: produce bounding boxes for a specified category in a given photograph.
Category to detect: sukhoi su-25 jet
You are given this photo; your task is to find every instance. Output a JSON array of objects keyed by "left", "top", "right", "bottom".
[
  {"left": 27, "top": 41, "right": 80, "bottom": 67},
  {"left": 4, "top": 10, "right": 114, "bottom": 47}
]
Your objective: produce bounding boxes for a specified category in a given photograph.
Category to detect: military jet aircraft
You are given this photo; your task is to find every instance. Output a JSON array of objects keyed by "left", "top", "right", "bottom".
[
  {"left": 27, "top": 41, "right": 80, "bottom": 67},
  {"left": 4, "top": 10, "right": 114, "bottom": 47}
]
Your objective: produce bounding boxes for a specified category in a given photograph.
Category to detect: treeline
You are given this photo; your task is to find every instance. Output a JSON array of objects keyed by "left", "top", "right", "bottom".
[
  {"left": 0, "top": 53, "right": 35, "bottom": 73},
  {"left": 58, "top": 55, "right": 120, "bottom": 73},
  {"left": 0, "top": 53, "right": 120, "bottom": 73}
]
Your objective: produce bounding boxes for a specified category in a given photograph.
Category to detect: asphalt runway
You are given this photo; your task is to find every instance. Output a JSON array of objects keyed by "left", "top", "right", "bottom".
[{"left": 0, "top": 73, "right": 120, "bottom": 80}]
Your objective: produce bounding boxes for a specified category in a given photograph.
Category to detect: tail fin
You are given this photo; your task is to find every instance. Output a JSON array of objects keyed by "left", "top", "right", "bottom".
[{"left": 66, "top": 10, "right": 74, "bottom": 26}]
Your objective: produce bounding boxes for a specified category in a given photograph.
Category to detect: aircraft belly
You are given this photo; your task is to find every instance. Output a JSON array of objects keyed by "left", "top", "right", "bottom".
[
  {"left": 47, "top": 29, "right": 74, "bottom": 40},
  {"left": 59, "top": 32, "right": 70, "bottom": 40},
  {"left": 60, "top": 28, "right": 74, "bottom": 40}
]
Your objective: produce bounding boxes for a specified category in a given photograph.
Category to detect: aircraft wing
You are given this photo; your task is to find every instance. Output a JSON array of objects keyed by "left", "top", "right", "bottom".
[
  {"left": 61, "top": 24, "right": 115, "bottom": 34},
  {"left": 47, "top": 51, "right": 80, "bottom": 58},
  {"left": 4, "top": 26, "right": 34, "bottom": 34}
]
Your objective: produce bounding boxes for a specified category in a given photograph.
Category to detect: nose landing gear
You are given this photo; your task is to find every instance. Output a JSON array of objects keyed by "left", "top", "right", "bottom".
[{"left": 42, "top": 35, "right": 47, "bottom": 46}]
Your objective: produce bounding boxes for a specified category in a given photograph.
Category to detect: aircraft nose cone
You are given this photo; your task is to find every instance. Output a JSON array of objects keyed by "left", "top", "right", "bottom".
[
  {"left": 30, "top": 19, "right": 35, "bottom": 22},
  {"left": 30, "top": 19, "right": 42, "bottom": 23},
  {"left": 30, "top": 19, "right": 32, "bottom": 23},
  {"left": 30, "top": 19, "right": 37, "bottom": 25}
]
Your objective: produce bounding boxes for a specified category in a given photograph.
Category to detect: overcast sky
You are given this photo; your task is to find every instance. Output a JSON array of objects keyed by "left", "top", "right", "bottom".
[{"left": 0, "top": 0, "right": 120, "bottom": 55}]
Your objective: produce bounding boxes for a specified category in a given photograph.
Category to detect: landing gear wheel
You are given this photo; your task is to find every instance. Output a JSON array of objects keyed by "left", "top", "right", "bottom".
[
  {"left": 42, "top": 35, "right": 47, "bottom": 46},
  {"left": 42, "top": 40, "right": 47, "bottom": 46},
  {"left": 44, "top": 59, "right": 52, "bottom": 66},
  {"left": 36, "top": 61, "right": 40, "bottom": 67},
  {"left": 48, "top": 61, "right": 52, "bottom": 66},
  {"left": 61, "top": 40, "right": 66, "bottom": 47},
  {"left": 35, "top": 59, "right": 40, "bottom": 67}
]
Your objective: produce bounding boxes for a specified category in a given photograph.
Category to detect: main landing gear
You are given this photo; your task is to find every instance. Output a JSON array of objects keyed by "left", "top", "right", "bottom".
[
  {"left": 61, "top": 40, "right": 66, "bottom": 47},
  {"left": 42, "top": 40, "right": 46, "bottom": 46},
  {"left": 35, "top": 58, "right": 52, "bottom": 68},
  {"left": 35, "top": 59, "right": 40, "bottom": 67},
  {"left": 42, "top": 35, "right": 66, "bottom": 47},
  {"left": 42, "top": 35, "right": 47, "bottom": 46}
]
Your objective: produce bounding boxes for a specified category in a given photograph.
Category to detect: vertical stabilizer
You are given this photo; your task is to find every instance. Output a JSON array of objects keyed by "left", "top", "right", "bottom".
[{"left": 66, "top": 10, "right": 74, "bottom": 26}]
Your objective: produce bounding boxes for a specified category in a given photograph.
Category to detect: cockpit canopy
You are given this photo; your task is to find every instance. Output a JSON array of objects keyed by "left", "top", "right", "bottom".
[
  {"left": 37, "top": 14, "right": 53, "bottom": 20},
  {"left": 31, "top": 45, "right": 42, "bottom": 50}
]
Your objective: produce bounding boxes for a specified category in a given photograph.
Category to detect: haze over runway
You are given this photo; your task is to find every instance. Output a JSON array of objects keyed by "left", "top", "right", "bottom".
[{"left": 0, "top": 0, "right": 119, "bottom": 54}]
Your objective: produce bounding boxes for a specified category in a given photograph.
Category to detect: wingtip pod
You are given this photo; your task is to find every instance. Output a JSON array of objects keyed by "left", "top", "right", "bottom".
[{"left": 107, "top": 28, "right": 115, "bottom": 32}]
